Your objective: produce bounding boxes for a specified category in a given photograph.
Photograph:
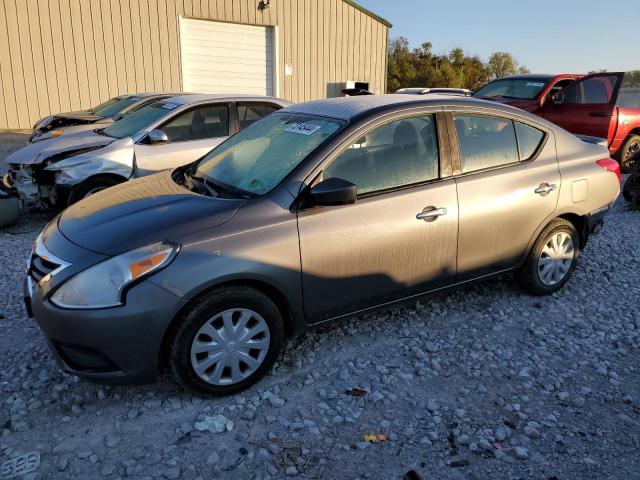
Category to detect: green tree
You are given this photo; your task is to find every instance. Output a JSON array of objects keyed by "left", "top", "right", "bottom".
[{"left": 386, "top": 38, "right": 524, "bottom": 92}]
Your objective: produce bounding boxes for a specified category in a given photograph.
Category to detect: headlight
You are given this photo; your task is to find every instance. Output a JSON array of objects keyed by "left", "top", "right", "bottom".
[{"left": 50, "top": 242, "right": 179, "bottom": 309}]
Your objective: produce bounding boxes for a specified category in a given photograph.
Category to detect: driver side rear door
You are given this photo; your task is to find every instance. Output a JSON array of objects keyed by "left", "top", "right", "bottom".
[
  {"left": 134, "top": 103, "right": 231, "bottom": 176},
  {"left": 540, "top": 73, "right": 624, "bottom": 141}
]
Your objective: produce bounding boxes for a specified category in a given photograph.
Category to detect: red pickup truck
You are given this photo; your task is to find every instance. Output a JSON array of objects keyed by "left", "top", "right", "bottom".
[{"left": 474, "top": 72, "right": 640, "bottom": 169}]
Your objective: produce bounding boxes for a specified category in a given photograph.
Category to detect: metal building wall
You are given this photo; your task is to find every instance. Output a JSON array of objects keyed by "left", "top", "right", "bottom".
[{"left": 0, "top": 0, "right": 389, "bottom": 130}]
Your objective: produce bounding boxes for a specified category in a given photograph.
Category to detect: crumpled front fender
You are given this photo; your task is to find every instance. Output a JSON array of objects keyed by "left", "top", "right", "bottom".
[{"left": 51, "top": 137, "right": 135, "bottom": 186}]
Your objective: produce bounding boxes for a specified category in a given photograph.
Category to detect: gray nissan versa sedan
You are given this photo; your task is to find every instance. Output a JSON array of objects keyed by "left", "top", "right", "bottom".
[{"left": 26, "top": 95, "right": 621, "bottom": 395}]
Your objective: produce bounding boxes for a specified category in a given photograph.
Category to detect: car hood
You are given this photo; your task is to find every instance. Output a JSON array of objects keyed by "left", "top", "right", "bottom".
[
  {"left": 57, "top": 171, "right": 245, "bottom": 255},
  {"left": 6, "top": 129, "right": 114, "bottom": 166},
  {"left": 53, "top": 110, "right": 103, "bottom": 122}
]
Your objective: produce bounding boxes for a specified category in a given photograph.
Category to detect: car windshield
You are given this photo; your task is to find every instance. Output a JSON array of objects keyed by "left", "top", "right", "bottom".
[
  {"left": 91, "top": 96, "right": 142, "bottom": 117},
  {"left": 195, "top": 113, "right": 344, "bottom": 196},
  {"left": 473, "top": 77, "right": 551, "bottom": 100},
  {"left": 102, "top": 101, "right": 178, "bottom": 139}
]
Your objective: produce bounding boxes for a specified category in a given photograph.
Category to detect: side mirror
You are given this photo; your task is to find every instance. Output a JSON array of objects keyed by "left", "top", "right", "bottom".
[
  {"left": 551, "top": 91, "right": 565, "bottom": 105},
  {"left": 146, "top": 129, "right": 169, "bottom": 145},
  {"left": 308, "top": 177, "right": 357, "bottom": 206}
]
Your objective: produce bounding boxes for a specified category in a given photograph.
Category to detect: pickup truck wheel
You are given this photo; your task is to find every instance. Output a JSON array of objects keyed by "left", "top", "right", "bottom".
[
  {"left": 518, "top": 219, "right": 580, "bottom": 295},
  {"left": 619, "top": 135, "right": 640, "bottom": 172},
  {"left": 169, "top": 286, "right": 284, "bottom": 396},
  {"left": 67, "top": 176, "right": 124, "bottom": 205}
]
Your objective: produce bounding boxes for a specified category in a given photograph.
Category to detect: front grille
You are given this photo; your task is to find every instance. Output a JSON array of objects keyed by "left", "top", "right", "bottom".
[
  {"left": 27, "top": 235, "right": 70, "bottom": 284},
  {"left": 28, "top": 252, "right": 60, "bottom": 283}
]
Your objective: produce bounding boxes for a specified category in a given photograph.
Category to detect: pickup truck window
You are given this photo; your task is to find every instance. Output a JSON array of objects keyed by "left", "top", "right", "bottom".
[
  {"left": 617, "top": 71, "right": 640, "bottom": 108},
  {"left": 564, "top": 75, "right": 620, "bottom": 104}
]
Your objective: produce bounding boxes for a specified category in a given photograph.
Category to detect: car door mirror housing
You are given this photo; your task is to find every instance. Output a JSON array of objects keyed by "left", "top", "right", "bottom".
[
  {"left": 551, "top": 91, "right": 564, "bottom": 105},
  {"left": 308, "top": 177, "right": 357, "bottom": 207},
  {"left": 147, "top": 129, "right": 169, "bottom": 145}
]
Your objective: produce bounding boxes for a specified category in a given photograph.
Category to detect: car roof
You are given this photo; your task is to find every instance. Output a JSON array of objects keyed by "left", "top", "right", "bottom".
[
  {"left": 159, "top": 93, "right": 292, "bottom": 106},
  {"left": 487, "top": 74, "right": 581, "bottom": 81},
  {"left": 282, "top": 94, "right": 524, "bottom": 121}
]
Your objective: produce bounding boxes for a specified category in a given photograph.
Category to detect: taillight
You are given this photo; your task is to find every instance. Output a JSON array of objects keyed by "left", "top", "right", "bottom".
[{"left": 596, "top": 158, "right": 621, "bottom": 183}]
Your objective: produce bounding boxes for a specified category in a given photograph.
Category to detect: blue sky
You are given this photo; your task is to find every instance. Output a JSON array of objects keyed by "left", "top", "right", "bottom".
[{"left": 357, "top": 0, "right": 639, "bottom": 73}]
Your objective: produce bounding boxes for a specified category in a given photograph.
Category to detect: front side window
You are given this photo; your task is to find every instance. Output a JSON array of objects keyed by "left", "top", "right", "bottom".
[
  {"left": 454, "top": 114, "right": 519, "bottom": 173},
  {"left": 324, "top": 115, "right": 439, "bottom": 195},
  {"left": 238, "top": 104, "right": 279, "bottom": 130},
  {"left": 161, "top": 105, "right": 229, "bottom": 142},
  {"left": 196, "top": 113, "right": 344, "bottom": 196}
]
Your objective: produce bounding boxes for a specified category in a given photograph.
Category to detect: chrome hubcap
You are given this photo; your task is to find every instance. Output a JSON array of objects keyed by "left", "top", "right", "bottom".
[
  {"left": 190, "top": 308, "right": 270, "bottom": 386},
  {"left": 538, "top": 232, "right": 574, "bottom": 286}
]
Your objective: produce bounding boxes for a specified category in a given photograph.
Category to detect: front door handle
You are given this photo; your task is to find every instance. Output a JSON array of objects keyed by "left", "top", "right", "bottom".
[
  {"left": 535, "top": 183, "right": 557, "bottom": 196},
  {"left": 416, "top": 207, "right": 447, "bottom": 221}
]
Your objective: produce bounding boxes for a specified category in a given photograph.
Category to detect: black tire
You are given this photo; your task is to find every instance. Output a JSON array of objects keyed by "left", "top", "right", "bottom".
[
  {"left": 518, "top": 219, "right": 580, "bottom": 295},
  {"left": 67, "top": 176, "right": 124, "bottom": 205},
  {"left": 169, "top": 286, "right": 285, "bottom": 396},
  {"left": 623, "top": 174, "right": 639, "bottom": 202},
  {"left": 618, "top": 134, "right": 640, "bottom": 172}
]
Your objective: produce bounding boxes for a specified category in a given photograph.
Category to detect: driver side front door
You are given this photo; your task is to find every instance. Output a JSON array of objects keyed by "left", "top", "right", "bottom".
[{"left": 134, "top": 103, "right": 231, "bottom": 176}]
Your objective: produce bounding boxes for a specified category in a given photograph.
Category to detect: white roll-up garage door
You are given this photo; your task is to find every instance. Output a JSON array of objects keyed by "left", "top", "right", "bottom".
[{"left": 179, "top": 18, "right": 275, "bottom": 96}]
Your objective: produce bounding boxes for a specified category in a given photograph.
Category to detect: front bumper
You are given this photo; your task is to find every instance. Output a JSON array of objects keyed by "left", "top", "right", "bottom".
[{"left": 27, "top": 276, "right": 188, "bottom": 384}]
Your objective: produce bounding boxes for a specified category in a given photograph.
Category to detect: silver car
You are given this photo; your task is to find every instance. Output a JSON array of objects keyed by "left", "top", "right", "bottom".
[
  {"left": 29, "top": 93, "right": 179, "bottom": 143},
  {"left": 26, "top": 95, "right": 620, "bottom": 396},
  {"left": 396, "top": 87, "right": 471, "bottom": 96},
  {"left": 5, "top": 94, "right": 291, "bottom": 206}
]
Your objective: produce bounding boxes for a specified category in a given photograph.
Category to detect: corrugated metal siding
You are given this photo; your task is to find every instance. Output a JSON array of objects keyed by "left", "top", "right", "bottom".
[{"left": 0, "top": 0, "right": 389, "bottom": 130}]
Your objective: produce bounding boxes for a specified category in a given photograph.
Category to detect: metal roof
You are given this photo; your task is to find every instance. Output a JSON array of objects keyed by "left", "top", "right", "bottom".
[{"left": 282, "top": 94, "right": 511, "bottom": 120}]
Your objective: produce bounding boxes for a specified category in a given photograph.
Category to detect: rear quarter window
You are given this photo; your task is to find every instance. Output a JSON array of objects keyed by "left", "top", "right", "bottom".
[{"left": 514, "top": 122, "right": 545, "bottom": 161}]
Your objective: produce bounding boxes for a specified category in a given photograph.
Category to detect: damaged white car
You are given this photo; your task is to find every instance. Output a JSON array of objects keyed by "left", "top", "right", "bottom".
[
  {"left": 29, "top": 92, "right": 178, "bottom": 143},
  {"left": 4, "top": 94, "right": 291, "bottom": 207}
]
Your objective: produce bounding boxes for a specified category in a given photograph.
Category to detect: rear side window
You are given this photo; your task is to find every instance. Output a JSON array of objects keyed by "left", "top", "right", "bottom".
[
  {"left": 238, "top": 104, "right": 279, "bottom": 130},
  {"left": 515, "top": 122, "right": 545, "bottom": 160},
  {"left": 324, "top": 115, "right": 439, "bottom": 195},
  {"left": 453, "top": 114, "right": 519, "bottom": 173}
]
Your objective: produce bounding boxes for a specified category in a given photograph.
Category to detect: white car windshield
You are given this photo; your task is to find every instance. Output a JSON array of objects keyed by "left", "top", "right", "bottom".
[
  {"left": 196, "top": 112, "right": 344, "bottom": 196},
  {"left": 102, "top": 101, "right": 178, "bottom": 139}
]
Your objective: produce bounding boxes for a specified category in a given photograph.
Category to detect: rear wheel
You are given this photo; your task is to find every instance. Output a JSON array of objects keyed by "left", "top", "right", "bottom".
[
  {"left": 169, "top": 286, "right": 284, "bottom": 396},
  {"left": 68, "top": 176, "right": 124, "bottom": 205},
  {"left": 618, "top": 134, "right": 640, "bottom": 172},
  {"left": 518, "top": 219, "right": 580, "bottom": 295}
]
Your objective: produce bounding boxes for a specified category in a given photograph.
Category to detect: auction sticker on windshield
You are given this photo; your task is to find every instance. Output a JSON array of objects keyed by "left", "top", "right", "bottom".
[
  {"left": 526, "top": 82, "right": 545, "bottom": 87},
  {"left": 161, "top": 102, "right": 179, "bottom": 110},
  {"left": 285, "top": 123, "right": 322, "bottom": 135}
]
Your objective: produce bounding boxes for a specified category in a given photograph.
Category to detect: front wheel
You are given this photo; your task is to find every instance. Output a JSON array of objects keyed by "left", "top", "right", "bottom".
[
  {"left": 518, "top": 219, "right": 580, "bottom": 295},
  {"left": 67, "top": 176, "right": 124, "bottom": 205},
  {"left": 169, "top": 286, "right": 284, "bottom": 396}
]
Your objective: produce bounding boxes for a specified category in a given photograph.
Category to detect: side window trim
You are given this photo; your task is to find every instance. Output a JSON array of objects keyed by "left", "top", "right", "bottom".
[
  {"left": 445, "top": 111, "right": 548, "bottom": 177},
  {"left": 157, "top": 103, "right": 231, "bottom": 144},
  {"left": 321, "top": 111, "right": 446, "bottom": 199}
]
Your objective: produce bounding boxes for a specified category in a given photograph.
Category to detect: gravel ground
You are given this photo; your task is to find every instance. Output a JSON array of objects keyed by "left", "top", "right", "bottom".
[{"left": 1, "top": 132, "right": 639, "bottom": 479}]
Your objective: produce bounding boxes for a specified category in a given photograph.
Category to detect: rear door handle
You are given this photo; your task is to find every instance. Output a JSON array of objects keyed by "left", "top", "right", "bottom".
[
  {"left": 416, "top": 207, "right": 447, "bottom": 220},
  {"left": 535, "top": 183, "right": 557, "bottom": 196},
  {"left": 589, "top": 112, "right": 609, "bottom": 117}
]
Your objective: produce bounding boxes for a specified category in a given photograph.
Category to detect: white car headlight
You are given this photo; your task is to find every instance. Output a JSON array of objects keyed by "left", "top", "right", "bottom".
[{"left": 50, "top": 242, "right": 179, "bottom": 309}]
